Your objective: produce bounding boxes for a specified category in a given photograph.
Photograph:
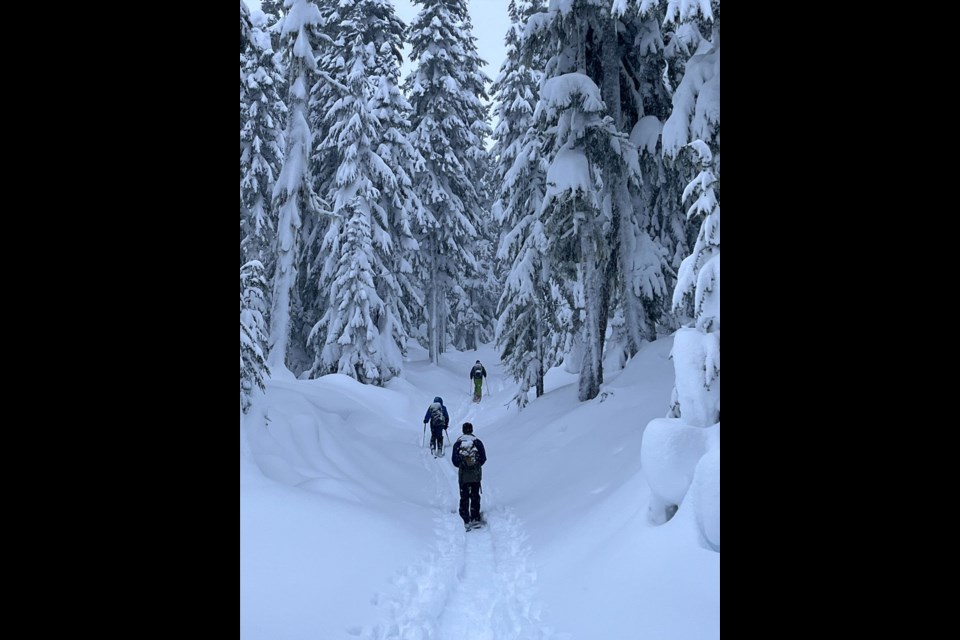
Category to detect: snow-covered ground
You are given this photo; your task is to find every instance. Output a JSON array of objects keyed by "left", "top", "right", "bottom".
[{"left": 240, "top": 339, "right": 719, "bottom": 640}]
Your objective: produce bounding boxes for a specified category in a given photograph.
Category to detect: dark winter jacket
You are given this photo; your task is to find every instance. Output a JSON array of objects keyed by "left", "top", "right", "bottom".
[
  {"left": 452, "top": 434, "right": 486, "bottom": 484},
  {"left": 423, "top": 397, "right": 449, "bottom": 428},
  {"left": 470, "top": 364, "right": 487, "bottom": 380}
]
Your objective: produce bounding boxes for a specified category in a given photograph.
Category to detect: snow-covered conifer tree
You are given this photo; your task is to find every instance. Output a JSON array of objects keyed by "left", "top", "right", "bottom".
[
  {"left": 525, "top": 0, "right": 684, "bottom": 400},
  {"left": 403, "top": 0, "right": 492, "bottom": 363},
  {"left": 658, "top": 0, "right": 719, "bottom": 424},
  {"left": 241, "top": 11, "right": 286, "bottom": 267},
  {"left": 535, "top": 0, "right": 647, "bottom": 401},
  {"left": 309, "top": 15, "right": 407, "bottom": 384},
  {"left": 267, "top": 0, "right": 325, "bottom": 372},
  {"left": 346, "top": 0, "right": 427, "bottom": 363},
  {"left": 241, "top": 1, "right": 252, "bottom": 265},
  {"left": 638, "top": 0, "right": 719, "bottom": 549},
  {"left": 491, "top": 0, "right": 555, "bottom": 405}
]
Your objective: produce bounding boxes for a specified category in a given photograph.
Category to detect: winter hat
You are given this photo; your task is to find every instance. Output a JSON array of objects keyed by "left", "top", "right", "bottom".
[{"left": 462, "top": 422, "right": 474, "bottom": 434}]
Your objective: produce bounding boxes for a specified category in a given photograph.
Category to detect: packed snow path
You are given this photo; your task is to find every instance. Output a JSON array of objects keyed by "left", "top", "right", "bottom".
[{"left": 358, "top": 394, "right": 562, "bottom": 640}]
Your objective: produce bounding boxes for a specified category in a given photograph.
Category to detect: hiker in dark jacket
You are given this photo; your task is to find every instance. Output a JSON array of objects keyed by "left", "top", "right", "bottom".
[
  {"left": 451, "top": 422, "right": 487, "bottom": 530},
  {"left": 423, "top": 396, "right": 450, "bottom": 456},
  {"left": 469, "top": 360, "right": 487, "bottom": 401}
]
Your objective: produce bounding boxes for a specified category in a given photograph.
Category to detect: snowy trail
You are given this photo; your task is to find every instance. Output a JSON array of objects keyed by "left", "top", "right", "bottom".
[{"left": 359, "top": 399, "right": 561, "bottom": 640}]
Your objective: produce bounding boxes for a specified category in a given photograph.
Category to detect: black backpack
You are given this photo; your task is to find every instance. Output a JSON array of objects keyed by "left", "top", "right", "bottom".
[
  {"left": 471, "top": 364, "right": 483, "bottom": 379},
  {"left": 429, "top": 403, "right": 445, "bottom": 428}
]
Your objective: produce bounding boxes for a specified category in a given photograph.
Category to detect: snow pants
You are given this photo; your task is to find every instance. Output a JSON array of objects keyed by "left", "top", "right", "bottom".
[
  {"left": 459, "top": 482, "right": 481, "bottom": 523},
  {"left": 430, "top": 425, "right": 446, "bottom": 452}
]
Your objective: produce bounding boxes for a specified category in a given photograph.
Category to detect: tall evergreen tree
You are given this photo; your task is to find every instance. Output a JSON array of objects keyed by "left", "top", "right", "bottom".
[
  {"left": 359, "top": 0, "right": 426, "bottom": 342},
  {"left": 518, "top": 0, "right": 680, "bottom": 401},
  {"left": 598, "top": 6, "right": 684, "bottom": 362},
  {"left": 644, "top": 0, "right": 720, "bottom": 425},
  {"left": 309, "top": 16, "right": 408, "bottom": 384},
  {"left": 403, "top": 0, "right": 492, "bottom": 363},
  {"left": 635, "top": 2, "right": 719, "bottom": 538},
  {"left": 491, "top": 0, "right": 555, "bottom": 405},
  {"left": 241, "top": 13, "right": 286, "bottom": 268},
  {"left": 347, "top": 0, "right": 426, "bottom": 363},
  {"left": 293, "top": 0, "right": 362, "bottom": 375},
  {"left": 241, "top": 1, "right": 253, "bottom": 265},
  {"left": 535, "top": 0, "right": 647, "bottom": 401},
  {"left": 623, "top": 1, "right": 700, "bottom": 334},
  {"left": 268, "top": 0, "right": 326, "bottom": 371},
  {"left": 536, "top": 72, "right": 629, "bottom": 401}
]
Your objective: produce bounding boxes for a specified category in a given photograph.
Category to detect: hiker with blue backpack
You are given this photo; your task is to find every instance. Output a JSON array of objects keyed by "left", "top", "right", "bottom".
[
  {"left": 423, "top": 396, "right": 450, "bottom": 457},
  {"left": 452, "top": 422, "right": 487, "bottom": 530}
]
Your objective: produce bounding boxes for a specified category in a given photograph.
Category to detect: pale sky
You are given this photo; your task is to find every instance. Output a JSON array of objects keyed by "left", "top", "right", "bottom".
[{"left": 243, "top": 0, "right": 512, "bottom": 83}]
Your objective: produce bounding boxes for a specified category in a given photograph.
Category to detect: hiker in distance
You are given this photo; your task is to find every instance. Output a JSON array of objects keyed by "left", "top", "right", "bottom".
[
  {"left": 423, "top": 396, "right": 450, "bottom": 457},
  {"left": 452, "top": 422, "right": 487, "bottom": 530},
  {"left": 470, "top": 360, "right": 487, "bottom": 402}
]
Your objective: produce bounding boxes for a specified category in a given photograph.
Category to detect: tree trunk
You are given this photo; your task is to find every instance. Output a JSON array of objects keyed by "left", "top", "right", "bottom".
[
  {"left": 578, "top": 223, "right": 601, "bottom": 401},
  {"left": 437, "top": 291, "right": 446, "bottom": 356},
  {"left": 535, "top": 311, "right": 545, "bottom": 397},
  {"left": 267, "top": 57, "right": 309, "bottom": 371},
  {"left": 428, "top": 249, "right": 439, "bottom": 364},
  {"left": 267, "top": 236, "right": 297, "bottom": 370},
  {"left": 597, "top": 9, "right": 627, "bottom": 377}
]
